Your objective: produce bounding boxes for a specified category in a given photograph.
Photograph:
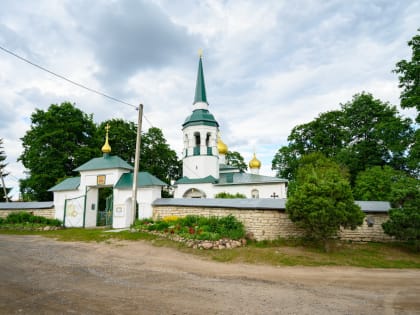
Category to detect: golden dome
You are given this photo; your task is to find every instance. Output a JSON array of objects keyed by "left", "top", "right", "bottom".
[
  {"left": 217, "top": 134, "right": 228, "bottom": 155},
  {"left": 249, "top": 153, "right": 261, "bottom": 169},
  {"left": 101, "top": 123, "right": 111, "bottom": 154}
]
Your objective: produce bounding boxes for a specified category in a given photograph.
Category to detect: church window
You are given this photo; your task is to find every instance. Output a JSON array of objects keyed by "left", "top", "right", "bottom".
[
  {"left": 251, "top": 189, "right": 259, "bottom": 199},
  {"left": 205, "top": 133, "right": 211, "bottom": 146},
  {"left": 194, "top": 132, "right": 201, "bottom": 146}
]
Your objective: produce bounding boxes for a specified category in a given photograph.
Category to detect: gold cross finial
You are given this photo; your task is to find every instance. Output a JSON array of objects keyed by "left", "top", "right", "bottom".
[
  {"left": 198, "top": 48, "right": 203, "bottom": 57},
  {"left": 105, "top": 123, "right": 110, "bottom": 133}
]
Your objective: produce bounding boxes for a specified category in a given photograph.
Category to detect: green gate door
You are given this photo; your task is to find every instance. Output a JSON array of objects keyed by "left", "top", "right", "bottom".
[{"left": 97, "top": 194, "right": 113, "bottom": 226}]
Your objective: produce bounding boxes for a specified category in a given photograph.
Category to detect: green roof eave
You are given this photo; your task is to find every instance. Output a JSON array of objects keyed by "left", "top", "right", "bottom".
[
  {"left": 74, "top": 155, "right": 133, "bottom": 172},
  {"left": 114, "top": 172, "right": 167, "bottom": 189},
  {"left": 174, "top": 175, "right": 218, "bottom": 185},
  {"left": 49, "top": 177, "right": 80, "bottom": 191},
  {"left": 194, "top": 56, "right": 208, "bottom": 104},
  {"left": 216, "top": 173, "right": 288, "bottom": 186},
  {"left": 182, "top": 109, "right": 219, "bottom": 129}
]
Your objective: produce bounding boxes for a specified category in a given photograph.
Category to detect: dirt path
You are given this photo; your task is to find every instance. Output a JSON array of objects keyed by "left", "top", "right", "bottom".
[{"left": 0, "top": 235, "right": 419, "bottom": 315}]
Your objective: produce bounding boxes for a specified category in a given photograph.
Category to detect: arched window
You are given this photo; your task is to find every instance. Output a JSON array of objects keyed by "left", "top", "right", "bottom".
[
  {"left": 183, "top": 188, "right": 206, "bottom": 198},
  {"left": 194, "top": 132, "right": 201, "bottom": 146},
  {"left": 251, "top": 189, "right": 259, "bottom": 199}
]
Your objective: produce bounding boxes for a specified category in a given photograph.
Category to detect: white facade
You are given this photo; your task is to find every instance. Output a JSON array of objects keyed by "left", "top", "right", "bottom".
[
  {"left": 174, "top": 182, "right": 287, "bottom": 199},
  {"left": 182, "top": 123, "right": 219, "bottom": 179},
  {"left": 51, "top": 163, "right": 165, "bottom": 228}
]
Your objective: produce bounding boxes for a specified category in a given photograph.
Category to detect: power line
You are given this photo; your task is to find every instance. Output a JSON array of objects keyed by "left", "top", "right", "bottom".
[{"left": 0, "top": 44, "right": 154, "bottom": 127}]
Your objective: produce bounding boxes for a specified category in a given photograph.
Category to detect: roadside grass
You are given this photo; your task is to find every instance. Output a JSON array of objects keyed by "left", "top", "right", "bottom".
[{"left": 1, "top": 228, "right": 419, "bottom": 268}]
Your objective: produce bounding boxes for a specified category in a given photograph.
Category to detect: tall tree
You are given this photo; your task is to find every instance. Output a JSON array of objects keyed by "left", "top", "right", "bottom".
[
  {"left": 393, "top": 29, "right": 420, "bottom": 176},
  {"left": 353, "top": 166, "right": 398, "bottom": 201},
  {"left": 393, "top": 29, "right": 420, "bottom": 123},
  {"left": 272, "top": 93, "right": 413, "bottom": 183},
  {"left": 0, "top": 138, "right": 11, "bottom": 201},
  {"left": 286, "top": 153, "right": 364, "bottom": 247},
  {"left": 382, "top": 173, "right": 420, "bottom": 250},
  {"left": 19, "top": 102, "right": 98, "bottom": 201},
  {"left": 226, "top": 151, "right": 248, "bottom": 172},
  {"left": 140, "top": 127, "right": 181, "bottom": 184},
  {"left": 97, "top": 119, "right": 137, "bottom": 163}
]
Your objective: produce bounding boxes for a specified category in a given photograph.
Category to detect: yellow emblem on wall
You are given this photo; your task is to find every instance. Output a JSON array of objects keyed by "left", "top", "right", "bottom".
[{"left": 97, "top": 175, "right": 106, "bottom": 185}]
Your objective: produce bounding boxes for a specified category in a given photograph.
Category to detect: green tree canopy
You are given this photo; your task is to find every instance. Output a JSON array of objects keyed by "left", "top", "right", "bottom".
[
  {"left": 19, "top": 102, "right": 99, "bottom": 201},
  {"left": 382, "top": 173, "right": 420, "bottom": 250},
  {"left": 225, "top": 151, "right": 248, "bottom": 172},
  {"left": 272, "top": 93, "right": 414, "bottom": 182},
  {"left": 97, "top": 119, "right": 137, "bottom": 163},
  {"left": 140, "top": 127, "right": 181, "bottom": 184},
  {"left": 353, "top": 165, "right": 419, "bottom": 203},
  {"left": 286, "top": 153, "right": 364, "bottom": 244},
  {"left": 393, "top": 29, "right": 420, "bottom": 123}
]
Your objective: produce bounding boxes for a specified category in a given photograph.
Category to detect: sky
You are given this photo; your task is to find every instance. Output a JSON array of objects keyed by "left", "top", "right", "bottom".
[{"left": 0, "top": 0, "right": 418, "bottom": 200}]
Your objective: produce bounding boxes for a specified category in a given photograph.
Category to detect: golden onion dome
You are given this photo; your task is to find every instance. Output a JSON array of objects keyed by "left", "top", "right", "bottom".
[
  {"left": 217, "top": 135, "right": 228, "bottom": 155},
  {"left": 101, "top": 123, "right": 112, "bottom": 154},
  {"left": 249, "top": 153, "right": 261, "bottom": 169}
]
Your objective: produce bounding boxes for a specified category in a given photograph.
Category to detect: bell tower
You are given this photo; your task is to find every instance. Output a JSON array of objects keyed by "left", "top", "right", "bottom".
[{"left": 182, "top": 52, "right": 219, "bottom": 179}]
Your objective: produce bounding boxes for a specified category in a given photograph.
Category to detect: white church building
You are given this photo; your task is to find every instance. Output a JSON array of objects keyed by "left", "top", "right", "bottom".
[
  {"left": 49, "top": 54, "right": 288, "bottom": 229},
  {"left": 173, "top": 55, "right": 288, "bottom": 199},
  {"left": 49, "top": 125, "right": 166, "bottom": 229}
]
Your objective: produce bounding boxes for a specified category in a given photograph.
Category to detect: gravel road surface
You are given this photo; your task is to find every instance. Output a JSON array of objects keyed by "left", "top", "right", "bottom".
[{"left": 0, "top": 235, "right": 419, "bottom": 314}]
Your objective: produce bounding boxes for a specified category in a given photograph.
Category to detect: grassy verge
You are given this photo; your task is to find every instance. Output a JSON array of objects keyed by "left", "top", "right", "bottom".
[{"left": 0, "top": 228, "right": 419, "bottom": 268}]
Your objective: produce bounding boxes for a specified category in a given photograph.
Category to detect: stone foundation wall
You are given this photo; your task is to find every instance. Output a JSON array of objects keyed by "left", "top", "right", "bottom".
[
  {"left": 153, "top": 205, "right": 390, "bottom": 242},
  {"left": 0, "top": 208, "right": 55, "bottom": 219}
]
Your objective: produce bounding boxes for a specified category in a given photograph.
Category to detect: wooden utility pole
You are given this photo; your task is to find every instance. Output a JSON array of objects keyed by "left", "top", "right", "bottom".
[{"left": 131, "top": 104, "right": 143, "bottom": 224}]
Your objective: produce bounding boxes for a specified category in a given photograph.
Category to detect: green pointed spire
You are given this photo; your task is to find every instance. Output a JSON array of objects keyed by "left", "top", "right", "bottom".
[{"left": 194, "top": 55, "right": 208, "bottom": 104}]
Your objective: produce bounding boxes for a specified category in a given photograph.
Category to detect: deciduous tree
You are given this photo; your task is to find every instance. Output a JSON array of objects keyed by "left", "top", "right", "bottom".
[
  {"left": 140, "top": 127, "right": 181, "bottom": 184},
  {"left": 226, "top": 151, "right": 247, "bottom": 172},
  {"left": 272, "top": 93, "right": 413, "bottom": 183},
  {"left": 19, "top": 102, "right": 98, "bottom": 201},
  {"left": 393, "top": 29, "right": 420, "bottom": 123}
]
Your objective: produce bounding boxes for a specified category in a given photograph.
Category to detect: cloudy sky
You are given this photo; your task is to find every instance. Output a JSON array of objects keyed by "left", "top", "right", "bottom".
[{"left": 0, "top": 0, "right": 418, "bottom": 199}]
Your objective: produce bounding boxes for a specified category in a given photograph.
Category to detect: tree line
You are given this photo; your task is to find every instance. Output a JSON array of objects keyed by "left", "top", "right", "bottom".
[
  {"left": 272, "top": 29, "right": 419, "bottom": 248},
  {"left": 18, "top": 103, "right": 182, "bottom": 201}
]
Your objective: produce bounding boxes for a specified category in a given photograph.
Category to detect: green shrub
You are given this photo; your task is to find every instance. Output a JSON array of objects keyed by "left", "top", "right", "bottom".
[
  {"left": 214, "top": 192, "right": 246, "bottom": 199},
  {"left": 3, "top": 211, "right": 62, "bottom": 227}
]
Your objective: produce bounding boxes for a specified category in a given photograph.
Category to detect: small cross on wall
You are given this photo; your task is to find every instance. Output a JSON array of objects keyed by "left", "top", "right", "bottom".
[{"left": 270, "top": 192, "right": 279, "bottom": 199}]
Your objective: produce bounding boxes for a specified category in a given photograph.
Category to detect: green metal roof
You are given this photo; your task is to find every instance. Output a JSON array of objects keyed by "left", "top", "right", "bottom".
[
  {"left": 219, "top": 164, "right": 238, "bottom": 171},
  {"left": 48, "top": 177, "right": 80, "bottom": 191},
  {"left": 182, "top": 109, "right": 219, "bottom": 128},
  {"left": 194, "top": 56, "right": 207, "bottom": 104},
  {"left": 216, "top": 173, "right": 288, "bottom": 186},
  {"left": 114, "top": 172, "right": 167, "bottom": 189},
  {"left": 74, "top": 154, "right": 133, "bottom": 172},
  {"left": 175, "top": 175, "right": 218, "bottom": 185}
]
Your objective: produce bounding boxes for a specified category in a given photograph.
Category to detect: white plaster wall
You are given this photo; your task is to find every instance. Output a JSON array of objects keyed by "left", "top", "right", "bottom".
[
  {"left": 174, "top": 183, "right": 215, "bottom": 198},
  {"left": 112, "top": 189, "right": 132, "bottom": 228},
  {"left": 183, "top": 155, "right": 219, "bottom": 179},
  {"left": 174, "top": 182, "right": 287, "bottom": 199},
  {"left": 182, "top": 124, "right": 219, "bottom": 179},
  {"left": 53, "top": 189, "right": 83, "bottom": 223},
  {"left": 112, "top": 186, "right": 162, "bottom": 227},
  {"left": 79, "top": 169, "right": 128, "bottom": 189},
  {"left": 214, "top": 183, "right": 287, "bottom": 198}
]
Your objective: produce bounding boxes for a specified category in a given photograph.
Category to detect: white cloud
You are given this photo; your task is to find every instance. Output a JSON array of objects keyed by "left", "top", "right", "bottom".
[{"left": 0, "top": 0, "right": 418, "bottom": 199}]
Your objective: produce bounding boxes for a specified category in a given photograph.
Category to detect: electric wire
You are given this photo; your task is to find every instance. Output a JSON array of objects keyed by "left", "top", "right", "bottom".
[{"left": 0, "top": 45, "right": 154, "bottom": 127}]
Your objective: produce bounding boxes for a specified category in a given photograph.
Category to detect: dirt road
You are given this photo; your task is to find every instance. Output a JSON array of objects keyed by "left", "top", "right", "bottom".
[{"left": 0, "top": 235, "right": 419, "bottom": 314}]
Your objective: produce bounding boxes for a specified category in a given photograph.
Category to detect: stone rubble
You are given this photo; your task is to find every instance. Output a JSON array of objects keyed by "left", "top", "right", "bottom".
[{"left": 134, "top": 228, "right": 247, "bottom": 250}]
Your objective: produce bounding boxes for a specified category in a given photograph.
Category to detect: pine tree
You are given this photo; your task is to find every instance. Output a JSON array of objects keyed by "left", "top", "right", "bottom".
[{"left": 0, "top": 138, "right": 10, "bottom": 202}]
